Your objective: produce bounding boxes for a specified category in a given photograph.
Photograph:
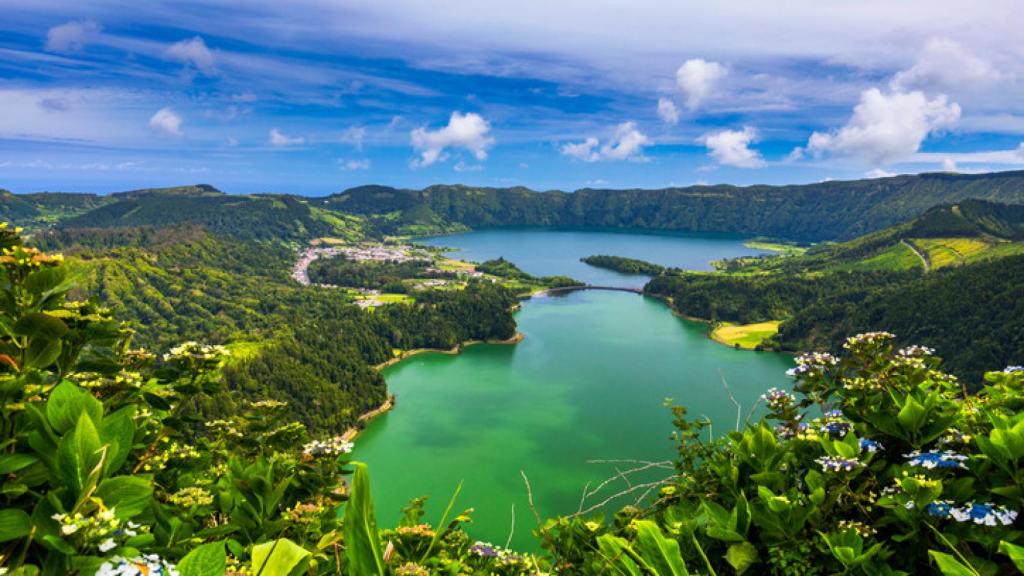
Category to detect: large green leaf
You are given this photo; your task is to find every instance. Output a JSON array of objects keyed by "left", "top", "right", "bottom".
[
  {"left": 96, "top": 476, "right": 152, "bottom": 519},
  {"left": 343, "top": 463, "right": 386, "bottom": 576},
  {"left": 99, "top": 406, "right": 136, "bottom": 474},
  {"left": 928, "top": 550, "right": 980, "bottom": 576},
  {"left": 252, "top": 538, "right": 310, "bottom": 576},
  {"left": 635, "top": 520, "right": 690, "bottom": 576},
  {"left": 0, "top": 508, "right": 31, "bottom": 542},
  {"left": 998, "top": 541, "right": 1024, "bottom": 571},
  {"left": 13, "top": 312, "right": 68, "bottom": 340},
  {"left": 596, "top": 534, "right": 642, "bottom": 576},
  {"left": 0, "top": 453, "right": 39, "bottom": 475},
  {"left": 23, "top": 338, "right": 61, "bottom": 371},
  {"left": 47, "top": 381, "right": 102, "bottom": 435},
  {"left": 178, "top": 541, "right": 227, "bottom": 576},
  {"left": 56, "top": 412, "right": 103, "bottom": 499}
]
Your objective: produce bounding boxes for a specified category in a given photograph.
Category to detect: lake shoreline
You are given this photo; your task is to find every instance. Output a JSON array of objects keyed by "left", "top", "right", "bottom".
[{"left": 342, "top": 331, "right": 526, "bottom": 442}]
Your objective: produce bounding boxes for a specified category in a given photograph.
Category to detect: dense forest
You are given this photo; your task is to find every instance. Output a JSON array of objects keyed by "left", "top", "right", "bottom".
[
  {"left": 319, "top": 171, "right": 1024, "bottom": 241},
  {"left": 307, "top": 255, "right": 451, "bottom": 292},
  {"left": 581, "top": 254, "right": 666, "bottom": 275},
  {"left": 34, "top": 224, "right": 519, "bottom": 434}
]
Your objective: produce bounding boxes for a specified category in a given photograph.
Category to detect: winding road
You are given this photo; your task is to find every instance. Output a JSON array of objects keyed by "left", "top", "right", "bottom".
[{"left": 901, "top": 239, "right": 931, "bottom": 272}]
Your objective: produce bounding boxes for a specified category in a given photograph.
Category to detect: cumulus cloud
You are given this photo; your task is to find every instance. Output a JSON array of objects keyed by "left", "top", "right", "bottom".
[
  {"left": 560, "top": 122, "right": 652, "bottom": 162},
  {"left": 891, "top": 38, "right": 1002, "bottom": 93},
  {"left": 657, "top": 97, "right": 680, "bottom": 125},
  {"left": 341, "top": 126, "right": 366, "bottom": 150},
  {"left": 148, "top": 107, "right": 183, "bottom": 136},
  {"left": 410, "top": 111, "right": 494, "bottom": 167},
  {"left": 45, "top": 20, "right": 101, "bottom": 52},
  {"left": 165, "top": 36, "right": 217, "bottom": 76},
  {"left": 676, "top": 59, "right": 727, "bottom": 110},
  {"left": 339, "top": 158, "right": 370, "bottom": 170},
  {"left": 700, "top": 127, "right": 765, "bottom": 168},
  {"left": 801, "top": 88, "right": 961, "bottom": 165},
  {"left": 269, "top": 128, "right": 304, "bottom": 146},
  {"left": 865, "top": 168, "right": 896, "bottom": 178},
  {"left": 942, "top": 157, "right": 958, "bottom": 172}
]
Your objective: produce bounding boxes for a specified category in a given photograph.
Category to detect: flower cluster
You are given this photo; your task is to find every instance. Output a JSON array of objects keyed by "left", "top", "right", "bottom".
[
  {"left": 819, "top": 409, "right": 851, "bottom": 438},
  {"left": 786, "top": 352, "right": 838, "bottom": 378},
  {"left": 762, "top": 388, "right": 797, "bottom": 410},
  {"left": 394, "top": 564, "right": 430, "bottom": 576},
  {"left": 250, "top": 399, "right": 288, "bottom": 410},
  {"left": 1005, "top": 366, "right": 1024, "bottom": 374},
  {"left": 162, "top": 341, "right": 229, "bottom": 363},
  {"left": 166, "top": 486, "right": 214, "bottom": 508},
  {"left": 842, "top": 376, "right": 883, "bottom": 392},
  {"left": 816, "top": 455, "right": 864, "bottom": 473},
  {"left": 302, "top": 436, "right": 354, "bottom": 458},
  {"left": 937, "top": 428, "right": 972, "bottom": 447},
  {"left": 904, "top": 450, "right": 968, "bottom": 470},
  {"left": 925, "top": 501, "right": 1018, "bottom": 526},
  {"left": 897, "top": 345, "right": 935, "bottom": 358},
  {"left": 52, "top": 506, "right": 141, "bottom": 553},
  {"left": 843, "top": 331, "right": 895, "bottom": 349},
  {"left": 396, "top": 523, "right": 436, "bottom": 539},
  {"left": 837, "top": 520, "right": 877, "bottom": 537},
  {"left": 96, "top": 555, "right": 179, "bottom": 576},
  {"left": 285, "top": 501, "right": 326, "bottom": 525},
  {"left": 206, "top": 419, "right": 244, "bottom": 439},
  {"left": 468, "top": 541, "right": 535, "bottom": 568}
]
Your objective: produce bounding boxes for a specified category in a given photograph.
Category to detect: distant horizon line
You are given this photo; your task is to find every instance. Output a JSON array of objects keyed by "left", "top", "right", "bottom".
[{"left": 5, "top": 167, "right": 1024, "bottom": 197}]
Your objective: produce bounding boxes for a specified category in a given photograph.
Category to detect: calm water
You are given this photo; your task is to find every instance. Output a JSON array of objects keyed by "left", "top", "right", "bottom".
[
  {"left": 354, "top": 231, "right": 790, "bottom": 550},
  {"left": 419, "top": 228, "right": 770, "bottom": 288}
]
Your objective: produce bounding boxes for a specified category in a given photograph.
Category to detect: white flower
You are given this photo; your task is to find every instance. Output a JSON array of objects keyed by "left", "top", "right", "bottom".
[{"left": 99, "top": 537, "right": 117, "bottom": 552}]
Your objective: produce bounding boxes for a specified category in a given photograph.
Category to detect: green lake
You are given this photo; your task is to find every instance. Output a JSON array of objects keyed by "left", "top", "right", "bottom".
[{"left": 354, "top": 230, "right": 792, "bottom": 550}]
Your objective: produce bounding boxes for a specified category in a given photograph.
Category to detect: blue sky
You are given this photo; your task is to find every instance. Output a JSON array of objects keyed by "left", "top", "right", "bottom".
[{"left": 1, "top": 0, "right": 1023, "bottom": 195}]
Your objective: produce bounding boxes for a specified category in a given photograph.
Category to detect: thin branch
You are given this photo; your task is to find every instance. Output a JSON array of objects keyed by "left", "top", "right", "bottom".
[
  {"left": 719, "top": 371, "right": 742, "bottom": 431},
  {"left": 520, "top": 470, "right": 542, "bottom": 525},
  {"left": 744, "top": 395, "right": 764, "bottom": 427},
  {"left": 577, "top": 481, "right": 591, "bottom": 515},
  {"left": 572, "top": 477, "right": 674, "bottom": 517},
  {"left": 584, "top": 461, "right": 673, "bottom": 500},
  {"left": 505, "top": 504, "right": 515, "bottom": 549}
]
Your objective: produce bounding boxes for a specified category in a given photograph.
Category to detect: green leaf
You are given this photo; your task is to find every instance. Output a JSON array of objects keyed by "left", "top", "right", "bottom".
[
  {"left": 0, "top": 508, "right": 31, "bottom": 542},
  {"left": 178, "top": 541, "right": 227, "bottom": 576},
  {"left": 725, "top": 541, "right": 758, "bottom": 575},
  {"left": 99, "top": 406, "right": 135, "bottom": 473},
  {"left": 596, "top": 534, "right": 642, "bottom": 576},
  {"left": 928, "top": 550, "right": 980, "bottom": 576},
  {"left": 998, "top": 541, "right": 1024, "bottom": 571},
  {"left": 343, "top": 463, "right": 386, "bottom": 576},
  {"left": 56, "top": 412, "right": 103, "bottom": 499},
  {"left": 0, "top": 453, "right": 39, "bottom": 475},
  {"left": 635, "top": 520, "right": 690, "bottom": 576},
  {"left": 96, "top": 476, "right": 152, "bottom": 519},
  {"left": 897, "top": 395, "right": 927, "bottom": 434},
  {"left": 47, "top": 381, "right": 102, "bottom": 435},
  {"left": 252, "top": 539, "right": 310, "bottom": 576},
  {"left": 24, "top": 266, "right": 70, "bottom": 298},
  {"left": 24, "top": 338, "right": 61, "bottom": 371},
  {"left": 13, "top": 312, "right": 68, "bottom": 340}
]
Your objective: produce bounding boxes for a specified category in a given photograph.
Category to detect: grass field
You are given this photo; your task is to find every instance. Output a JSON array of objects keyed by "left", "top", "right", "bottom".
[
  {"left": 913, "top": 237, "right": 991, "bottom": 269},
  {"left": 836, "top": 242, "right": 923, "bottom": 272},
  {"left": 710, "top": 320, "right": 781, "bottom": 349},
  {"left": 745, "top": 240, "right": 808, "bottom": 256}
]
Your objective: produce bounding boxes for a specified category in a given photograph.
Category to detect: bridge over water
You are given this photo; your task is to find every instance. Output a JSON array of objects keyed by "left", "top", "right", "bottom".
[{"left": 541, "top": 285, "right": 645, "bottom": 295}]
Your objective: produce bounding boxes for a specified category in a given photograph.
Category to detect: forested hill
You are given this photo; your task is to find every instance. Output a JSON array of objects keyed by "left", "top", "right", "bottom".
[{"left": 320, "top": 170, "right": 1024, "bottom": 241}]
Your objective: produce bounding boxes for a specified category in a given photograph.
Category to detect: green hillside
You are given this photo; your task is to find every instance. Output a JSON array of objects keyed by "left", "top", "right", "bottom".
[{"left": 320, "top": 170, "right": 1024, "bottom": 241}]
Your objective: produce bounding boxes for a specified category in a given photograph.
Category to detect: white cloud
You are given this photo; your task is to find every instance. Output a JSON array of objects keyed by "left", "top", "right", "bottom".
[
  {"left": 339, "top": 158, "right": 370, "bottom": 170},
  {"left": 866, "top": 168, "right": 896, "bottom": 178},
  {"left": 700, "top": 127, "right": 765, "bottom": 168},
  {"left": 942, "top": 157, "right": 957, "bottom": 172},
  {"left": 560, "top": 122, "right": 652, "bottom": 162},
  {"left": 657, "top": 97, "right": 680, "bottom": 125},
  {"left": 912, "top": 143, "right": 1024, "bottom": 165},
  {"left": 165, "top": 36, "right": 217, "bottom": 76},
  {"left": 802, "top": 88, "right": 960, "bottom": 165},
  {"left": 148, "top": 107, "right": 183, "bottom": 136},
  {"left": 269, "top": 128, "right": 304, "bottom": 146},
  {"left": 453, "top": 160, "right": 483, "bottom": 172},
  {"left": 891, "top": 38, "right": 1002, "bottom": 93},
  {"left": 45, "top": 20, "right": 101, "bottom": 52},
  {"left": 341, "top": 126, "right": 366, "bottom": 150},
  {"left": 676, "top": 59, "right": 727, "bottom": 110},
  {"left": 411, "top": 111, "right": 494, "bottom": 167}
]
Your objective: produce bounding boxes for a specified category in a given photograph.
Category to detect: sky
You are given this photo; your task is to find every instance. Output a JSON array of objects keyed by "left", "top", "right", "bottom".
[{"left": 2, "top": 1, "right": 1024, "bottom": 195}]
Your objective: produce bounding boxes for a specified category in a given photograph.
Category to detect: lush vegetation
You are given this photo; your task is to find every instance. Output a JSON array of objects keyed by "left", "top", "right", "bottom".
[
  {"left": 580, "top": 255, "right": 665, "bottom": 276},
  {"left": 3, "top": 225, "right": 1023, "bottom": 574},
  {"left": 475, "top": 257, "right": 582, "bottom": 289},
  {"left": 648, "top": 200, "right": 1024, "bottom": 379},
  {"left": 307, "top": 256, "right": 450, "bottom": 293},
  {"left": 321, "top": 171, "right": 1024, "bottom": 242}
]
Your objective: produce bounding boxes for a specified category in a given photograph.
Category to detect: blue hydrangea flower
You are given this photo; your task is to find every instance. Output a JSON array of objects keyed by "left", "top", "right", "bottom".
[
  {"left": 859, "top": 438, "right": 883, "bottom": 453},
  {"left": 816, "top": 455, "right": 863, "bottom": 473},
  {"left": 926, "top": 500, "right": 953, "bottom": 518},
  {"left": 904, "top": 450, "right": 968, "bottom": 470},
  {"left": 950, "top": 502, "right": 1018, "bottom": 526},
  {"left": 470, "top": 542, "right": 498, "bottom": 557},
  {"left": 1005, "top": 366, "right": 1023, "bottom": 374}
]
